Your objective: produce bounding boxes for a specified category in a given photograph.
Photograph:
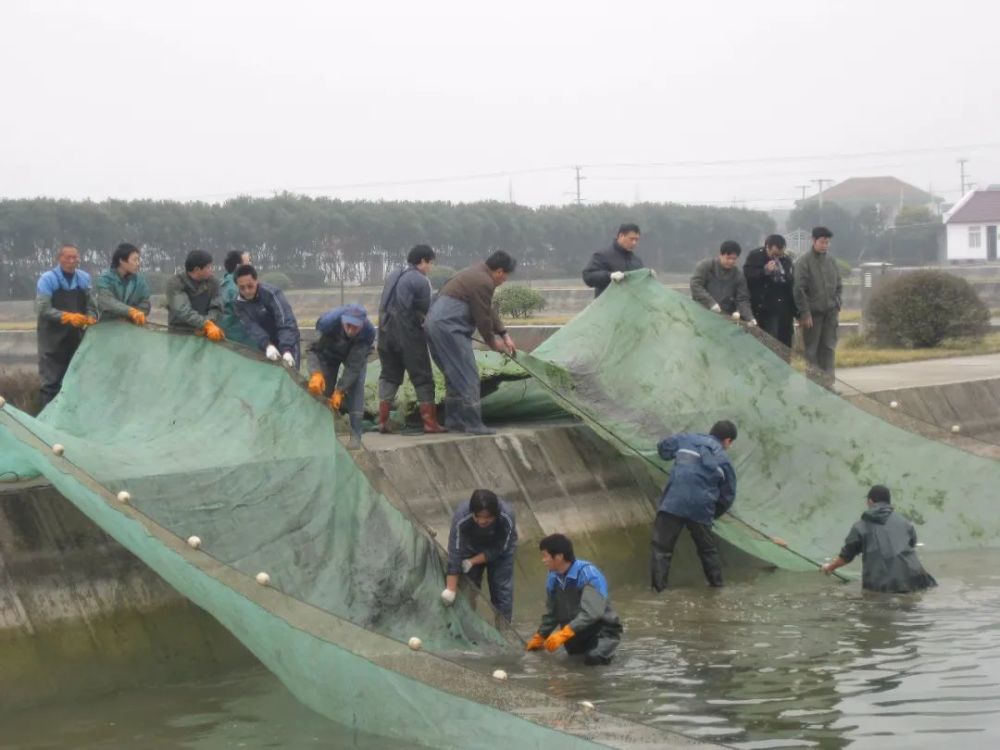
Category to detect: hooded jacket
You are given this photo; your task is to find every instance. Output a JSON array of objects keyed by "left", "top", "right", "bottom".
[
  {"left": 839, "top": 504, "right": 937, "bottom": 593},
  {"left": 656, "top": 433, "right": 736, "bottom": 525}
]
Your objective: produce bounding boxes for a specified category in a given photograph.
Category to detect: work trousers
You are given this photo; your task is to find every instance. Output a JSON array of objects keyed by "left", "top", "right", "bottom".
[
  {"left": 650, "top": 511, "right": 723, "bottom": 590},
  {"left": 465, "top": 551, "right": 515, "bottom": 622},
  {"left": 377, "top": 328, "right": 435, "bottom": 404},
  {"left": 801, "top": 310, "right": 839, "bottom": 386},
  {"left": 564, "top": 621, "right": 623, "bottom": 665}
]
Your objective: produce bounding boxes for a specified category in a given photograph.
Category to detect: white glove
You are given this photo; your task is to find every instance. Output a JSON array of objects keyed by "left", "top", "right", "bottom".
[
  {"left": 265, "top": 344, "right": 280, "bottom": 361},
  {"left": 610, "top": 271, "right": 625, "bottom": 283},
  {"left": 731, "top": 311, "right": 741, "bottom": 321},
  {"left": 748, "top": 319, "right": 757, "bottom": 327},
  {"left": 710, "top": 304, "right": 721, "bottom": 313},
  {"left": 461, "top": 558, "right": 474, "bottom": 574},
  {"left": 440, "top": 588, "right": 456, "bottom": 605},
  {"left": 281, "top": 351, "right": 295, "bottom": 367}
]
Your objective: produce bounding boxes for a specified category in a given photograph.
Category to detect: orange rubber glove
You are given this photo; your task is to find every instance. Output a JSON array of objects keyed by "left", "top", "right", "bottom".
[
  {"left": 543, "top": 625, "right": 575, "bottom": 653},
  {"left": 127, "top": 308, "right": 146, "bottom": 326},
  {"left": 308, "top": 372, "right": 326, "bottom": 396},
  {"left": 525, "top": 633, "right": 545, "bottom": 652},
  {"left": 329, "top": 389, "right": 345, "bottom": 411},
  {"left": 202, "top": 320, "right": 225, "bottom": 342},
  {"left": 60, "top": 312, "right": 90, "bottom": 328}
]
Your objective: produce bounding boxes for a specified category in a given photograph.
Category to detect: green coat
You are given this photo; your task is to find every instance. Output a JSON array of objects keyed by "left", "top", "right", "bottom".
[
  {"left": 793, "top": 250, "right": 842, "bottom": 315},
  {"left": 219, "top": 272, "right": 253, "bottom": 345},
  {"left": 96, "top": 269, "right": 151, "bottom": 319}
]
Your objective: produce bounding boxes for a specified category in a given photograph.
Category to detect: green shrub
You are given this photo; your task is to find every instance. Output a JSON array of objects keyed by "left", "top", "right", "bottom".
[
  {"left": 260, "top": 271, "right": 293, "bottom": 290},
  {"left": 867, "top": 270, "right": 989, "bottom": 348},
  {"left": 836, "top": 259, "right": 853, "bottom": 279},
  {"left": 494, "top": 285, "right": 546, "bottom": 319},
  {"left": 428, "top": 265, "right": 456, "bottom": 290}
]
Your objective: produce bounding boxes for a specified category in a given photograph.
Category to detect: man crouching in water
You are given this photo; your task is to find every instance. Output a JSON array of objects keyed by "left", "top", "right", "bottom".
[
  {"left": 822, "top": 484, "right": 937, "bottom": 593},
  {"left": 525, "top": 534, "right": 622, "bottom": 666}
]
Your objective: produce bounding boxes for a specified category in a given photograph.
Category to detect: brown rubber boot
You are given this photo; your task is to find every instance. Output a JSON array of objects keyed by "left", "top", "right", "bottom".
[
  {"left": 378, "top": 401, "right": 393, "bottom": 434},
  {"left": 419, "top": 402, "right": 447, "bottom": 434}
]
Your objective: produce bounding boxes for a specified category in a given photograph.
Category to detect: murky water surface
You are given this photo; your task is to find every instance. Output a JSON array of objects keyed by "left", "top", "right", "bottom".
[{"left": 5, "top": 547, "right": 1000, "bottom": 749}]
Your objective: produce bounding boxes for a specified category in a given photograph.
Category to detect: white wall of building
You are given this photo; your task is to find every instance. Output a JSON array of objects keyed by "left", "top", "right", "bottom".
[{"left": 946, "top": 222, "right": 988, "bottom": 260}]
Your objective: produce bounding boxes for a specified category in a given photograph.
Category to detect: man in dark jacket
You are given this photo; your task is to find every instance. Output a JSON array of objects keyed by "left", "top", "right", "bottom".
[
  {"left": 377, "top": 244, "right": 445, "bottom": 434},
  {"left": 425, "top": 251, "right": 517, "bottom": 435},
  {"left": 439, "top": 489, "right": 518, "bottom": 622},
  {"left": 582, "top": 223, "right": 645, "bottom": 297},
  {"left": 306, "top": 304, "right": 375, "bottom": 449},
  {"left": 35, "top": 244, "right": 98, "bottom": 406},
  {"left": 743, "top": 234, "right": 797, "bottom": 353},
  {"left": 233, "top": 264, "right": 301, "bottom": 367},
  {"left": 793, "top": 227, "right": 842, "bottom": 386},
  {"left": 821, "top": 485, "right": 937, "bottom": 593},
  {"left": 525, "top": 533, "right": 622, "bottom": 666},
  {"left": 690, "top": 241, "right": 755, "bottom": 323},
  {"left": 650, "top": 420, "right": 738, "bottom": 590},
  {"left": 165, "top": 250, "right": 225, "bottom": 341}
]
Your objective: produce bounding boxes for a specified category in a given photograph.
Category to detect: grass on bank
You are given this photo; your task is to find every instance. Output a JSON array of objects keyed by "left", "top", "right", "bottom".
[{"left": 832, "top": 332, "right": 1000, "bottom": 368}]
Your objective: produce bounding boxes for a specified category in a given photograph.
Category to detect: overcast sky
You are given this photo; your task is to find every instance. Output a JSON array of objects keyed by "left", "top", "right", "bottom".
[{"left": 3, "top": 0, "right": 999, "bottom": 209}]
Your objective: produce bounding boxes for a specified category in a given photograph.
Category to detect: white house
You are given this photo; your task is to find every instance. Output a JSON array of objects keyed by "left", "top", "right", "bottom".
[{"left": 943, "top": 187, "right": 1000, "bottom": 261}]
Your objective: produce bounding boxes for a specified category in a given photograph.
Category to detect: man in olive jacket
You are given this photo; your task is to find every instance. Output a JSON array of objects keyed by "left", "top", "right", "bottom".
[{"left": 793, "top": 227, "right": 841, "bottom": 386}]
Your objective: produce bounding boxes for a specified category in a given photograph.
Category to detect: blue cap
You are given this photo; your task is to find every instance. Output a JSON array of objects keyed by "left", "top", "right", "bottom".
[{"left": 341, "top": 303, "right": 367, "bottom": 327}]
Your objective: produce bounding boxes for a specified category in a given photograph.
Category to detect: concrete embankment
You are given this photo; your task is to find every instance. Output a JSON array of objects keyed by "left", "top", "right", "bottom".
[
  {"left": 0, "top": 481, "right": 252, "bottom": 709},
  {"left": 3, "top": 369, "right": 1000, "bottom": 708}
]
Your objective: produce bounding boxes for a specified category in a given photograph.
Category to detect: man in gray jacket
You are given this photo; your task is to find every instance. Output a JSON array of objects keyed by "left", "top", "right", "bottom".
[
  {"left": 690, "top": 241, "right": 755, "bottom": 323},
  {"left": 793, "top": 227, "right": 841, "bottom": 386}
]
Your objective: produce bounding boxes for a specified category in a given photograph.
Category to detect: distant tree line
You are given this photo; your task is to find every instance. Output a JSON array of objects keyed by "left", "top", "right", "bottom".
[{"left": 0, "top": 194, "right": 775, "bottom": 300}]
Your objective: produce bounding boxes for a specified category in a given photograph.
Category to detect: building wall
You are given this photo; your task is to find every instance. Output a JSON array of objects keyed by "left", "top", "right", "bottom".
[{"left": 947, "top": 221, "right": 987, "bottom": 260}]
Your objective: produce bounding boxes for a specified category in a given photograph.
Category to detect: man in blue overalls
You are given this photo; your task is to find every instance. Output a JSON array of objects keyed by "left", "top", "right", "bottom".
[
  {"left": 35, "top": 244, "right": 98, "bottom": 406},
  {"left": 377, "top": 244, "right": 445, "bottom": 434}
]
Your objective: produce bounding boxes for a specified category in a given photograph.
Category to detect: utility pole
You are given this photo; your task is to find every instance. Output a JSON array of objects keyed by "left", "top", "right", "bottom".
[
  {"left": 573, "top": 165, "right": 585, "bottom": 205},
  {"left": 812, "top": 179, "right": 833, "bottom": 207},
  {"left": 957, "top": 158, "right": 969, "bottom": 196},
  {"left": 508, "top": 177, "right": 514, "bottom": 204},
  {"left": 795, "top": 185, "right": 810, "bottom": 203}
]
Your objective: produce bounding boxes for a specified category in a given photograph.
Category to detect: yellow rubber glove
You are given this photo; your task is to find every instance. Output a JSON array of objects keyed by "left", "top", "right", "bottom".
[
  {"left": 543, "top": 625, "right": 575, "bottom": 653},
  {"left": 525, "top": 633, "right": 545, "bottom": 652},
  {"left": 329, "top": 389, "right": 345, "bottom": 411},
  {"left": 127, "top": 308, "right": 146, "bottom": 326},
  {"left": 202, "top": 320, "right": 225, "bottom": 342},
  {"left": 308, "top": 372, "right": 326, "bottom": 396},
  {"left": 60, "top": 312, "right": 89, "bottom": 328},
  {"left": 85, "top": 315, "right": 97, "bottom": 326}
]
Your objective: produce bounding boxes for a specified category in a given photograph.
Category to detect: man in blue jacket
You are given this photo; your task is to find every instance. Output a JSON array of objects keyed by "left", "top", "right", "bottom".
[
  {"left": 306, "top": 304, "right": 375, "bottom": 449},
  {"left": 439, "top": 489, "right": 518, "bottom": 622},
  {"left": 650, "top": 420, "right": 738, "bottom": 590},
  {"left": 233, "top": 265, "right": 301, "bottom": 367}
]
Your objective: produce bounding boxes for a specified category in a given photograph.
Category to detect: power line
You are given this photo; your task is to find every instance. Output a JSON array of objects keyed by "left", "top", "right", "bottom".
[
  {"left": 583, "top": 141, "right": 1000, "bottom": 171},
  {"left": 170, "top": 140, "right": 1000, "bottom": 202}
]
